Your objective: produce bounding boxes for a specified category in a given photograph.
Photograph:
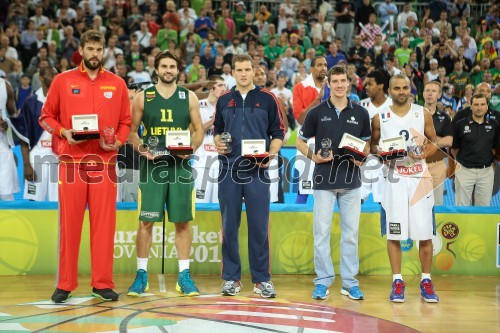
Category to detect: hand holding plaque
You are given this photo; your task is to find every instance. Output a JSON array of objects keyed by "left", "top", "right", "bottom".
[
  {"left": 378, "top": 135, "right": 407, "bottom": 162},
  {"left": 72, "top": 115, "right": 100, "bottom": 140},
  {"left": 338, "top": 133, "right": 367, "bottom": 161},
  {"left": 166, "top": 130, "right": 193, "bottom": 155},
  {"left": 242, "top": 139, "right": 269, "bottom": 163}
]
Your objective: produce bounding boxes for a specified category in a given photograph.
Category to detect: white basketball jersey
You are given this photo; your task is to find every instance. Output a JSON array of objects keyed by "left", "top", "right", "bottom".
[
  {"left": 30, "top": 89, "right": 58, "bottom": 164},
  {"left": 0, "top": 78, "right": 14, "bottom": 150},
  {"left": 193, "top": 99, "right": 218, "bottom": 168},
  {"left": 379, "top": 103, "right": 429, "bottom": 178},
  {"left": 359, "top": 97, "right": 392, "bottom": 121}
]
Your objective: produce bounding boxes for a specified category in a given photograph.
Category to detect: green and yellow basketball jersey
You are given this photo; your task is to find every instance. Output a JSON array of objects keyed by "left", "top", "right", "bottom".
[{"left": 142, "top": 85, "right": 191, "bottom": 148}]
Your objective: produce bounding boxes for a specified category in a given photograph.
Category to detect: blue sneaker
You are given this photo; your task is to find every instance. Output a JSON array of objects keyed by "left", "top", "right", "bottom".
[
  {"left": 312, "top": 284, "right": 329, "bottom": 300},
  {"left": 176, "top": 269, "right": 200, "bottom": 296},
  {"left": 127, "top": 269, "right": 149, "bottom": 297},
  {"left": 390, "top": 279, "right": 405, "bottom": 303},
  {"left": 341, "top": 286, "right": 364, "bottom": 300},
  {"left": 420, "top": 279, "right": 439, "bottom": 303}
]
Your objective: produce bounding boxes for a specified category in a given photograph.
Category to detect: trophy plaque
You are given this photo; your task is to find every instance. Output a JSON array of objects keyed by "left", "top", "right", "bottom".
[
  {"left": 378, "top": 136, "right": 407, "bottom": 161},
  {"left": 72, "top": 114, "right": 100, "bottom": 140},
  {"left": 338, "top": 133, "right": 367, "bottom": 161},
  {"left": 166, "top": 130, "right": 193, "bottom": 155},
  {"left": 242, "top": 139, "right": 269, "bottom": 163}
]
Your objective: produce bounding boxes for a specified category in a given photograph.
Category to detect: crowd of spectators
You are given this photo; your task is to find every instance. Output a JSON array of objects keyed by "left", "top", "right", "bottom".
[{"left": 0, "top": 0, "right": 498, "bottom": 112}]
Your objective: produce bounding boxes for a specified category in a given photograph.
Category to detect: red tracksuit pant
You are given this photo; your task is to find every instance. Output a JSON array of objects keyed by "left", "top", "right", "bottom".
[{"left": 56, "top": 163, "right": 117, "bottom": 291}]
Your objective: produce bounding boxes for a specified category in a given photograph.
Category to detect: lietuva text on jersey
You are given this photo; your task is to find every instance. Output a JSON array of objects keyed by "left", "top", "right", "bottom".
[{"left": 147, "top": 126, "right": 184, "bottom": 136}]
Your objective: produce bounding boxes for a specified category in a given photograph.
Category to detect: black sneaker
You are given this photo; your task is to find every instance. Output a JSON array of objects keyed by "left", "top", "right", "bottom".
[
  {"left": 51, "top": 288, "right": 72, "bottom": 303},
  {"left": 92, "top": 288, "right": 119, "bottom": 301}
]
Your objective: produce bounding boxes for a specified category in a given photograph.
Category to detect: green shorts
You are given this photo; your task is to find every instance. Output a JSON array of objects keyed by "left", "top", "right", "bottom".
[{"left": 138, "top": 158, "right": 195, "bottom": 223}]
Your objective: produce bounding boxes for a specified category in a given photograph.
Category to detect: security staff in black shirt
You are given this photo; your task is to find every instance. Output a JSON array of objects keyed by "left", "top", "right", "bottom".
[
  {"left": 451, "top": 82, "right": 500, "bottom": 196},
  {"left": 451, "top": 93, "right": 500, "bottom": 206}
]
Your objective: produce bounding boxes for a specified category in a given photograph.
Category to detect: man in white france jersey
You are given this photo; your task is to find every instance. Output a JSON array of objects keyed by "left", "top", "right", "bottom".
[
  {"left": 0, "top": 77, "right": 19, "bottom": 201},
  {"left": 10, "top": 66, "right": 59, "bottom": 201},
  {"left": 193, "top": 75, "right": 227, "bottom": 203},
  {"left": 359, "top": 69, "right": 392, "bottom": 203},
  {"left": 370, "top": 74, "right": 440, "bottom": 304}
]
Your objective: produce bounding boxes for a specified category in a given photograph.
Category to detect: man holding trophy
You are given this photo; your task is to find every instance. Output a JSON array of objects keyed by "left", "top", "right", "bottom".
[
  {"left": 127, "top": 51, "right": 204, "bottom": 297},
  {"left": 370, "top": 74, "right": 439, "bottom": 303},
  {"left": 296, "top": 65, "right": 371, "bottom": 301},
  {"left": 214, "top": 54, "right": 284, "bottom": 298},
  {"left": 39, "top": 30, "right": 131, "bottom": 303}
]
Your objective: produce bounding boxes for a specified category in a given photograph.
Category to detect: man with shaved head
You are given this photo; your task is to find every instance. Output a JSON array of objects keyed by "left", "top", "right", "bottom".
[{"left": 371, "top": 74, "right": 439, "bottom": 303}]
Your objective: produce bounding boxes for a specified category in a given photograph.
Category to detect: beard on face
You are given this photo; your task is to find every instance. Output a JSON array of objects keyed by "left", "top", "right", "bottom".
[
  {"left": 392, "top": 94, "right": 409, "bottom": 106},
  {"left": 83, "top": 56, "right": 102, "bottom": 70},
  {"left": 157, "top": 71, "right": 177, "bottom": 84},
  {"left": 315, "top": 72, "right": 326, "bottom": 81}
]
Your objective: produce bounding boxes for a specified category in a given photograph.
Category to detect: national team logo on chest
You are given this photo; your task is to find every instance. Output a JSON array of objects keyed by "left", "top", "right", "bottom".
[
  {"left": 179, "top": 91, "right": 186, "bottom": 99},
  {"left": 463, "top": 125, "right": 471, "bottom": 134},
  {"left": 346, "top": 116, "right": 358, "bottom": 125},
  {"left": 104, "top": 91, "right": 113, "bottom": 99},
  {"left": 71, "top": 84, "right": 80, "bottom": 94}
]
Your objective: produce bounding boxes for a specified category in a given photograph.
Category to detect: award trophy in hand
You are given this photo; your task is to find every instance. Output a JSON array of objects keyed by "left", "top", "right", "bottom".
[
  {"left": 103, "top": 126, "right": 116, "bottom": 145},
  {"left": 410, "top": 144, "right": 424, "bottom": 159},
  {"left": 321, "top": 138, "right": 332, "bottom": 158},
  {"left": 139, "top": 136, "right": 169, "bottom": 160},
  {"left": 147, "top": 136, "right": 159, "bottom": 155},
  {"left": 221, "top": 132, "right": 233, "bottom": 154}
]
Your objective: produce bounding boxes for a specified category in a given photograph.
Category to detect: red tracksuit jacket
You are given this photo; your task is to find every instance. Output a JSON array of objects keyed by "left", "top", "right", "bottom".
[{"left": 39, "top": 63, "right": 131, "bottom": 163}]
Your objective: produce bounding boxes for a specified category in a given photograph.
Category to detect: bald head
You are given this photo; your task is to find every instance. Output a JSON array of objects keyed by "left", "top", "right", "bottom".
[{"left": 474, "top": 82, "right": 492, "bottom": 100}]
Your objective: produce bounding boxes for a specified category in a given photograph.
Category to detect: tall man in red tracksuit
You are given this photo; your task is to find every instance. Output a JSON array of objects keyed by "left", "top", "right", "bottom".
[{"left": 39, "top": 30, "right": 131, "bottom": 303}]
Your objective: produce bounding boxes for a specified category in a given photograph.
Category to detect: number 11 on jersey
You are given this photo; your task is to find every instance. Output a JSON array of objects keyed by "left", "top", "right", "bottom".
[{"left": 160, "top": 109, "right": 173, "bottom": 122}]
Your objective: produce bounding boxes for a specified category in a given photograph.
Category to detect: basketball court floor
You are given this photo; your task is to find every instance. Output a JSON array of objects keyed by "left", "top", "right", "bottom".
[{"left": 0, "top": 274, "right": 498, "bottom": 332}]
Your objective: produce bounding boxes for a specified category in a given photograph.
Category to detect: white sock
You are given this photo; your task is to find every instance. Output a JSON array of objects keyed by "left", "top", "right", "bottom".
[
  {"left": 137, "top": 257, "right": 148, "bottom": 271},
  {"left": 421, "top": 273, "right": 431, "bottom": 281},
  {"left": 393, "top": 274, "right": 403, "bottom": 282},
  {"left": 179, "top": 259, "right": 190, "bottom": 272}
]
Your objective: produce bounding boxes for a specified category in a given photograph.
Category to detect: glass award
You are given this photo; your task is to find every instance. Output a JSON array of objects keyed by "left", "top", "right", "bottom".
[
  {"left": 103, "top": 126, "right": 116, "bottom": 145},
  {"left": 139, "top": 136, "right": 170, "bottom": 160},
  {"left": 320, "top": 138, "right": 332, "bottom": 158},
  {"left": 220, "top": 132, "right": 233, "bottom": 154}
]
